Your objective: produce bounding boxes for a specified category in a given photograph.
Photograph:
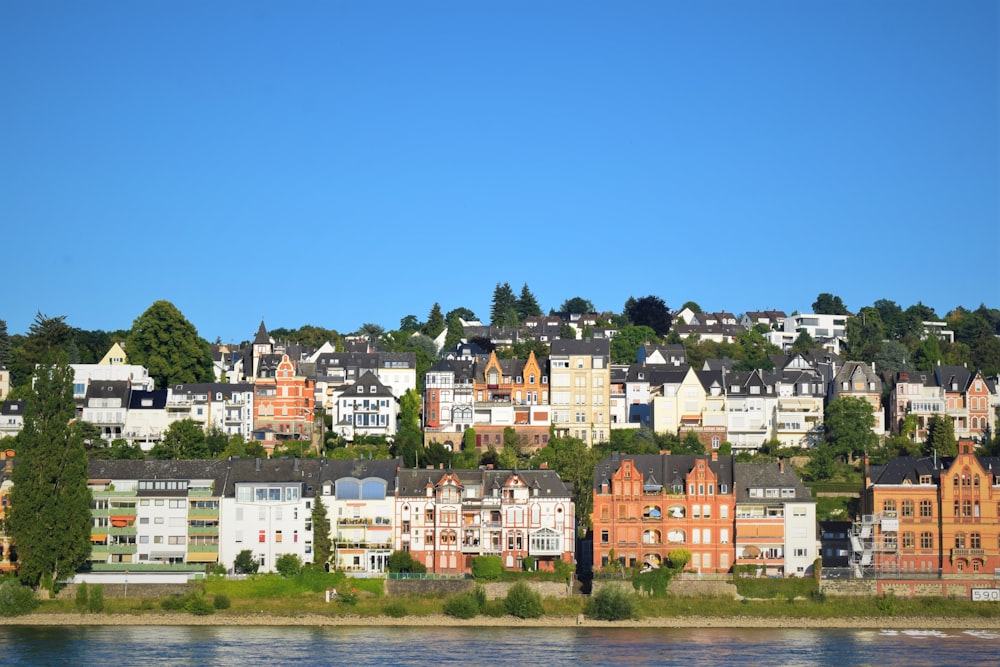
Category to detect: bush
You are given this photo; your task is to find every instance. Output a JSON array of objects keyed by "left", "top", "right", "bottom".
[
  {"left": 586, "top": 585, "right": 638, "bottom": 621},
  {"left": 386, "top": 550, "right": 426, "bottom": 574},
  {"left": 0, "top": 580, "right": 39, "bottom": 617},
  {"left": 275, "top": 554, "right": 303, "bottom": 578},
  {"left": 471, "top": 556, "right": 504, "bottom": 582},
  {"left": 160, "top": 594, "right": 187, "bottom": 611},
  {"left": 443, "top": 592, "right": 480, "bottom": 619},
  {"left": 472, "top": 585, "right": 487, "bottom": 612},
  {"left": 338, "top": 589, "right": 359, "bottom": 606},
  {"left": 87, "top": 584, "right": 104, "bottom": 613},
  {"left": 185, "top": 594, "right": 215, "bottom": 616},
  {"left": 503, "top": 582, "right": 543, "bottom": 619},
  {"left": 233, "top": 549, "right": 259, "bottom": 575},
  {"left": 213, "top": 594, "right": 231, "bottom": 610},
  {"left": 382, "top": 600, "right": 408, "bottom": 618},
  {"left": 75, "top": 582, "right": 89, "bottom": 611}
]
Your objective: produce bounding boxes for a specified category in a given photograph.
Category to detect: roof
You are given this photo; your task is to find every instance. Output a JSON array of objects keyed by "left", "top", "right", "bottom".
[
  {"left": 396, "top": 467, "right": 572, "bottom": 499},
  {"left": 592, "top": 453, "right": 735, "bottom": 493},
  {"left": 733, "top": 461, "right": 813, "bottom": 503}
]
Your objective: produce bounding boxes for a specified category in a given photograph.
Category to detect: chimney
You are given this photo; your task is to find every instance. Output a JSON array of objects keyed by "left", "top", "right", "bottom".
[
  {"left": 711, "top": 452, "right": 718, "bottom": 461},
  {"left": 778, "top": 458, "right": 784, "bottom": 474},
  {"left": 539, "top": 462, "right": 548, "bottom": 470}
]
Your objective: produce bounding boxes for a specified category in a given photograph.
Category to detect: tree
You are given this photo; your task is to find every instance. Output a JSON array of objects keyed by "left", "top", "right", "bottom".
[
  {"left": 442, "top": 312, "right": 465, "bottom": 352},
  {"left": 387, "top": 549, "right": 426, "bottom": 573},
  {"left": 874, "top": 341, "right": 911, "bottom": 375},
  {"left": 150, "top": 419, "right": 209, "bottom": 459},
  {"left": 560, "top": 296, "right": 595, "bottom": 314},
  {"left": 925, "top": 415, "right": 957, "bottom": 456},
  {"left": 9, "top": 312, "right": 75, "bottom": 389},
  {"left": 311, "top": 495, "right": 332, "bottom": 568},
  {"left": 490, "top": 283, "right": 518, "bottom": 327},
  {"left": 790, "top": 331, "right": 816, "bottom": 354},
  {"left": 812, "top": 293, "right": 849, "bottom": 315},
  {"left": 625, "top": 295, "right": 672, "bottom": 337},
  {"left": 233, "top": 549, "right": 259, "bottom": 575},
  {"left": 733, "top": 328, "right": 778, "bottom": 371},
  {"left": 275, "top": 553, "right": 303, "bottom": 578},
  {"left": 399, "top": 314, "right": 422, "bottom": 333},
  {"left": 0, "top": 319, "right": 10, "bottom": 369},
  {"left": 445, "top": 307, "right": 477, "bottom": 323},
  {"left": 423, "top": 303, "right": 446, "bottom": 339},
  {"left": 823, "top": 396, "right": 878, "bottom": 463},
  {"left": 357, "top": 322, "right": 385, "bottom": 339},
  {"left": 558, "top": 323, "right": 577, "bottom": 340},
  {"left": 845, "top": 307, "right": 886, "bottom": 362},
  {"left": 516, "top": 284, "right": 542, "bottom": 321},
  {"left": 8, "top": 351, "right": 92, "bottom": 590},
  {"left": 680, "top": 301, "right": 703, "bottom": 314},
  {"left": 126, "top": 301, "right": 214, "bottom": 390}
]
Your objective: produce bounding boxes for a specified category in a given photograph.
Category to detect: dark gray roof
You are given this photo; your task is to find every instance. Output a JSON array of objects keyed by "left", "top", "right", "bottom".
[
  {"left": 592, "top": 453, "right": 735, "bottom": 493},
  {"left": 127, "top": 390, "right": 167, "bottom": 410},
  {"left": 550, "top": 338, "right": 610, "bottom": 356},
  {"left": 253, "top": 321, "right": 270, "bottom": 345},
  {"left": 85, "top": 380, "right": 130, "bottom": 400},
  {"left": 733, "top": 461, "right": 813, "bottom": 503},
  {"left": 396, "top": 468, "right": 572, "bottom": 499}
]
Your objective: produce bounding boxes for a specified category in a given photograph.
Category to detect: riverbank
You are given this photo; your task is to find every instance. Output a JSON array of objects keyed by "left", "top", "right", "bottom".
[{"left": 5, "top": 611, "right": 999, "bottom": 629}]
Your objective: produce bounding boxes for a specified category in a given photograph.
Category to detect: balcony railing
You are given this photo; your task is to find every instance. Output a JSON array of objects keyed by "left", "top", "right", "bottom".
[{"left": 951, "top": 548, "right": 986, "bottom": 558}]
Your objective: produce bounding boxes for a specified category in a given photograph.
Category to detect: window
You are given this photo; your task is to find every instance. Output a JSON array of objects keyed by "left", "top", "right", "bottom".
[
  {"left": 258, "top": 530, "right": 266, "bottom": 543},
  {"left": 970, "top": 532, "right": 981, "bottom": 549},
  {"left": 902, "top": 532, "right": 915, "bottom": 549},
  {"left": 601, "top": 530, "right": 609, "bottom": 543},
  {"left": 883, "top": 499, "right": 896, "bottom": 513},
  {"left": 919, "top": 500, "right": 932, "bottom": 518},
  {"left": 920, "top": 532, "right": 933, "bottom": 549},
  {"left": 955, "top": 533, "right": 966, "bottom": 549},
  {"left": 901, "top": 500, "right": 913, "bottom": 518}
]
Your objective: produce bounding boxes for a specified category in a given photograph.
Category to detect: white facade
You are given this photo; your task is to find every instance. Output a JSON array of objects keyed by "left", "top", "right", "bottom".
[
  {"left": 784, "top": 500, "right": 818, "bottom": 576},
  {"left": 218, "top": 479, "right": 313, "bottom": 573}
]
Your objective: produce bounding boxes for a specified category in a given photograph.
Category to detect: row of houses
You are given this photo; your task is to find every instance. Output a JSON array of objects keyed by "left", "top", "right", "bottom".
[{"left": 3, "top": 444, "right": 997, "bottom": 581}]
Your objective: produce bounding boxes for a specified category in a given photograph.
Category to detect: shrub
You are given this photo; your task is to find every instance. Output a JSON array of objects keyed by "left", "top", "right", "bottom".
[
  {"left": 338, "top": 589, "right": 359, "bottom": 606},
  {"left": 213, "top": 594, "right": 231, "bottom": 610},
  {"left": 0, "top": 580, "right": 39, "bottom": 617},
  {"left": 75, "top": 582, "right": 89, "bottom": 612},
  {"left": 386, "top": 550, "right": 426, "bottom": 574},
  {"left": 160, "top": 594, "right": 187, "bottom": 611},
  {"left": 275, "top": 554, "right": 303, "bottom": 578},
  {"left": 472, "top": 585, "right": 487, "bottom": 612},
  {"left": 87, "top": 584, "right": 104, "bottom": 613},
  {"left": 586, "top": 585, "right": 638, "bottom": 621},
  {"left": 632, "top": 566, "right": 674, "bottom": 598},
  {"left": 443, "top": 593, "right": 480, "bottom": 619},
  {"left": 522, "top": 556, "right": 536, "bottom": 572},
  {"left": 666, "top": 549, "right": 691, "bottom": 570},
  {"left": 471, "top": 556, "right": 504, "bottom": 582},
  {"left": 876, "top": 592, "right": 900, "bottom": 616},
  {"left": 503, "top": 582, "right": 543, "bottom": 619},
  {"left": 233, "top": 549, "right": 260, "bottom": 575},
  {"left": 553, "top": 559, "right": 575, "bottom": 583},
  {"left": 185, "top": 594, "right": 214, "bottom": 616},
  {"left": 382, "top": 600, "right": 408, "bottom": 618}
]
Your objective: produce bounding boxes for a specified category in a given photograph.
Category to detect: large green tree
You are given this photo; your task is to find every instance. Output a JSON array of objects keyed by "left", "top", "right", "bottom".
[
  {"left": 149, "top": 419, "right": 209, "bottom": 459},
  {"left": 8, "top": 351, "right": 92, "bottom": 589},
  {"left": 845, "top": 307, "right": 886, "bottom": 362},
  {"left": 812, "top": 293, "right": 849, "bottom": 315},
  {"left": 823, "top": 396, "right": 878, "bottom": 463},
  {"left": 126, "top": 301, "right": 214, "bottom": 389},
  {"left": 311, "top": 495, "right": 332, "bottom": 569},
  {"left": 560, "top": 296, "right": 595, "bottom": 314},
  {"left": 610, "top": 325, "right": 657, "bottom": 364},
  {"left": 442, "top": 312, "right": 465, "bottom": 352},
  {"left": 490, "top": 283, "right": 519, "bottom": 327},
  {"left": 625, "top": 295, "right": 672, "bottom": 337},
  {"left": 516, "top": 284, "right": 542, "bottom": 321},
  {"left": 422, "top": 303, "right": 446, "bottom": 339}
]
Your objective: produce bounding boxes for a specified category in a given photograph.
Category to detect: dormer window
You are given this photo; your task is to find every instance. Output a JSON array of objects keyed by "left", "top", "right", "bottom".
[
  {"left": 357, "top": 386, "right": 363, "bottom": 393},
  {"left": 370, "top": 386, "right": 376, "bottom": 393},
  {"left": 638, "top": 372, "right": 645, "bottom": 380}
]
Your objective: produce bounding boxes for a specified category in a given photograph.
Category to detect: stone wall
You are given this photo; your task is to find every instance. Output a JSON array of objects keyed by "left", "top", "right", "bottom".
[
  {"left": 54, "top": 583, "right": 198, "bottom": 600},
  {"left": 590, "top": 578, "right": 737, "bottom": 598},
  {"left": 820, "top": 577, "right": 1000, "bottom": 599},
  {"left": 385, "top": 579, "right": 572, "bottom": 599}
]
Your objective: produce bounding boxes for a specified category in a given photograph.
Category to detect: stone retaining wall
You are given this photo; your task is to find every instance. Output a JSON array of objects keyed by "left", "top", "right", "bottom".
[
  {"left": 54, "top": 583, "right": 198, "bottom": 600},
  {"left": 591, "top": 578, "right": 738, "bottom": 598},
  {"left": 385, "top": 579, "right": 572, "bottom": 599}
]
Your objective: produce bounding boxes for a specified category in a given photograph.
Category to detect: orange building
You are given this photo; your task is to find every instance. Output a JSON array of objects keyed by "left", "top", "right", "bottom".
[
  {"left": 592, "top": 452, "right": 736, "bottom": 574},
  {"left": 252, "top": 354, "right": 315, "bottom": 454},
  {"left": 859, "top": 440, "right": 1000, "bottom": 576},
  {"left": 470, "top": 351, "right": 550, "bottom": 452},
  {"left": 0, "top": 450, "right": 15, "bottom": 573}
]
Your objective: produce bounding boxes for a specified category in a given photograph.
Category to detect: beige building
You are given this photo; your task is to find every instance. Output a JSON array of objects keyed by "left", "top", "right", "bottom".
[{"left": 548, "top": 338, "right": 610, "bottom": 446}]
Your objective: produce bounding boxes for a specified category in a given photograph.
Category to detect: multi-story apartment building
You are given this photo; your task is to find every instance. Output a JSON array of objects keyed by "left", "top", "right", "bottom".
[
  {"left": 549, "top": 338, "right": 610, "bottom": 446},
  {"left": 592, "top": 452, "right": 737, "bottom": 574},
  {"left": 87, "top": 460, "right": 229, "bottom": 568},
  {"left": 888, "top": 366, "right": 997, "bottom": 443},
  {"left": 470, "top": 351, "right": 550, "bottom": 451},
  {"left": 829, "top": 361, "right": 885, "bottom": 434},
  {"left": 331, "top": 372, "right": 398, "bottom": 442},
  {"left": 80, "top": 380, "right": 130, "bottom": 442},
  {"left": 733, "top": 461, "right": 817, "bottom": 576},
  {"left": 856, "top": 441, "right": 1000, "bottom": 577},
  {"left": 394, "top": 467, "right": 575, "bottom": 574},
  {"left": 313, "top": 351, "right": 417, "bottom": 411},
  {"left": 423, "top": 359, "right": 476, "bottom": 449},
  {"left": 0, "top": 401, "right": 25, "bottom": 440},
  {"left": 252, "top": 354, "right": 315, "bottom": 454},
  {"left": 592, "top": 452, "right": 817, "bottom": 577},
  {"left": 321, "top": 458, "right": 401, "bottom": 574}
]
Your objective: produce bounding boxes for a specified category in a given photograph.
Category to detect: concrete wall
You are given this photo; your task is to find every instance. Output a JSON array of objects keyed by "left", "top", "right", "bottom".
[
  {"left": 54, "top": 583, "right": 198, "bottom": 600},
  {"left": 591, "top": 578, "right": 738, "bottom": 598}
]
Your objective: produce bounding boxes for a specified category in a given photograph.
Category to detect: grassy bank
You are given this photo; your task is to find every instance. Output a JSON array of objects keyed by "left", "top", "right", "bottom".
[{"left": 19, "top": 572, "right": 1000, "bottom": 625}]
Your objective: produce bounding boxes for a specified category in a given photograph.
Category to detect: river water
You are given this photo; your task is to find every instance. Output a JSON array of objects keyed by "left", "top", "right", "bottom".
[{"left": 1, "top": 625, "right": 997, "bottom": 666}]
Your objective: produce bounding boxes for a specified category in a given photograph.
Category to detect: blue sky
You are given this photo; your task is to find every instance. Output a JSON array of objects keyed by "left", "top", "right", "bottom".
[{"left": 2, "top": 1, "right": 997, "bottom": 342}]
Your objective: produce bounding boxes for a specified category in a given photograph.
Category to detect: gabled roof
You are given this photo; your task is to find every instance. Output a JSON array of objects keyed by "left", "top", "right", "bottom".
[
  {"left": 85, "top": 380, "right": 130, "bottom": 400},
  {"left": 395, "top": 467, "right": 572, "bottom": 498},
  {"left": 733, "top": 461, "right": 813, "bottom": 502},
  {"left": 127, "top": 389, "right": 168, "bottom": 410},
  {"left": 253, "top": 321, "right": 271, "bottom": 345},
  {"left": 550, "top": 338, "right": 610, "bottom": 356},
  {"left": 592, "top": 453, "right": 735, "bottom": 493}
]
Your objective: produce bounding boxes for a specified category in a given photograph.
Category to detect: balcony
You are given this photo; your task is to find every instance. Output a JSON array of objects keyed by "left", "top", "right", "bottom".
[
  {"left": 188, "top": 544, "right": 219, "bottom": 553},
  {"left": 951, "top": 548, "right": 986, "bottom": 558},
  {"left": 187, "top": 525, "right": 219, "bottom": 536},
  {"left": 188, "top": 507, "right": 219, "bottom": 517}
]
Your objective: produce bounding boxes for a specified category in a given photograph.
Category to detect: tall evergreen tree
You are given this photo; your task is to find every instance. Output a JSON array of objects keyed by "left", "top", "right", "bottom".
[
  {"left": 311, "top": 495, "right": 332, "bottom": 569},
  {"left": 516, "top": 283, "right": 542, "bottom": 321},
  {"left": 126, "top": 301, "right": 214, "bottom": 390},
  {"left": 0, "top": 319, "right": 10, "bottom": 369},
  {"left": 490, "top": 283, "right": 519, "bottom": 327},
  {"left": 8, "top": 351, "right": 92, "bottom": 589},
  {"left": 442, "top": 312, "right": 465, "bottom": 352},
  {"left": 423, "top": 303, "right": 446, "bottom": 339}
]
